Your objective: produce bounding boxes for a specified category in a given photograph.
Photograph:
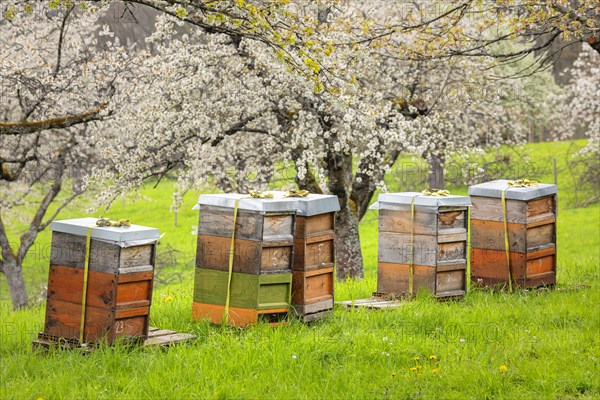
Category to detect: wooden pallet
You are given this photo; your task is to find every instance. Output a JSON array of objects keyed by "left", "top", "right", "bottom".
[
  {"left": 32, "top": 326, "right": 195, "bottom": 351},
  {"left": 337, "top": 297, "right": 406, "bottom": 310}
]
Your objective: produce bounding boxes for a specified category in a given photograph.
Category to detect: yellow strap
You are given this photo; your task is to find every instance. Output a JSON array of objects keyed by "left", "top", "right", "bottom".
[
  {"left": 79, "top": 227, "right": 92, "bottom": 344},
  {"left": 501, "top": 189, "right": 513, "bottom": 293},
  {"left": 408, "top": 195, "right": 416, "bottom": 296},
  {"left": 466, "top": 206, "right": 471, "bottom": 293},
  {"left": 223, "top": 198, "right": 241, "bottom": 324}
]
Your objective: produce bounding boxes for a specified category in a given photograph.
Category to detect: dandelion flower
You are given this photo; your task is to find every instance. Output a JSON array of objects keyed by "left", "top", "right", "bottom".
[
  {"left": 428, "top": 355, "right": 437, "bottom": 361},
  {"left": 413, "top": 356, "right": 420, "bottom": 361},
  {"left": 409, "top": 367, "right": 417, "bottom": 372},
  {"left": 499, "top": 365, "right": 508, "bottom": 373},
  {"left": 431, "top": 368, "right": 440, "bottom": 374},
  {"left": 416, "top": 365, "right": 423, "bottom": 370},
  {"left": 162, "top": 295, "right": 174, "bottom": 302}
]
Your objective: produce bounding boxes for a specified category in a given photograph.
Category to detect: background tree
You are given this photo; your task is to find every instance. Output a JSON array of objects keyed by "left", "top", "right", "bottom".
[
  {"left": 92, "top": 6, "right": 559, "bottom": 279},
  {"left": 0, "top": 5, "right": 131, "bottom": 309}
]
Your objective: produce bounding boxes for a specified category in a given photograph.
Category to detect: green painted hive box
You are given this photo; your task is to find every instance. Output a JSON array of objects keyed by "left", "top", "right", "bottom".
[{"left": 193, "top": 269, "right": 292, "bottom": 310}]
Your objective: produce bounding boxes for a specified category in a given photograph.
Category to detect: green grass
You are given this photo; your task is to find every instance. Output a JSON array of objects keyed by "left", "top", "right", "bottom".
[{"left": 1, "top": 140, "right": 599, "bottom": 399}]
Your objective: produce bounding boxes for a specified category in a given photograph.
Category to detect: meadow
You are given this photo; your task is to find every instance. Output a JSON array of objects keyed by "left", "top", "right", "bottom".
[{"left": 1, "top": 141, "right": 598, "bottom": 399}]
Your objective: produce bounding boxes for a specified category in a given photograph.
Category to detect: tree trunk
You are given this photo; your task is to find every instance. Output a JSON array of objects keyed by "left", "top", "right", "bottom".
[
  {"left": 1, "top": 257, "right": 28, "bottom": 309},
  {"left": 334, "top": 205, "right": 364, "bottom": 280},
  {"left": 427, "top": 153, "right": 445, "bottom": 190}
]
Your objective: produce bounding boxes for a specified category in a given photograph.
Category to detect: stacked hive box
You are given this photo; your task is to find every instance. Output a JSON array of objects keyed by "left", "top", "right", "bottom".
[
  {"left": 192, "top": 194, "right": 297, "bottom": 326},
  {"left": 292, "top": 195, "right": 340, "bottom": 322},
  {"left": 469, "top": 180, "right": 557, "bottom": 288},
  {"left": 42, "top": 218, "right": 160, "bottom": 344},
  {"left": 371, "top": 193, "right": 471, "bottom": 298}
]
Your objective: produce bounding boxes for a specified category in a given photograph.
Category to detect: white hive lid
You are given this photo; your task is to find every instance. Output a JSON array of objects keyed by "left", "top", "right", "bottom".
[
  {"left": 50, "top": 218, "right": 161, "bottom": 246},
  {"left": 468, "top": 180, "right": 557, "bottom": 200}
]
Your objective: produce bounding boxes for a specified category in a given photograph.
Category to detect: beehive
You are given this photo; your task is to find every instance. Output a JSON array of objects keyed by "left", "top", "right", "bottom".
[
  {"left": 292, "top": 195, "right": 339, "bottom": 322},
  {"left": 193, "top": 193, "right": 298, "bottom": 326},
  {"left": 469, "top": 180, "right": 557, "bottom": 288},
  {"left": 371, "top": 193, "right": 471, "bottom": 298},
  {"left": 43, "top": 218, "right": 160, "bottom": 344}
]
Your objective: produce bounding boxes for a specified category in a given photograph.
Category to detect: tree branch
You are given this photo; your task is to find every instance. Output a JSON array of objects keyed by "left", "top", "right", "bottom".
[{"left": 0, "top": 101, "right": 109, "bottom": 135}]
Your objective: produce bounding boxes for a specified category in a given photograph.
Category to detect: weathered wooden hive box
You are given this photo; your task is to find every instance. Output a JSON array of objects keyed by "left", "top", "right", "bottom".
[
  {"left": 292, "top": 195, "right": 340, "bottom": 322},
  {"left": 371, "top": 193, "right": 471, "bottom": 298},
  {"left": 192, "top": 193, "right": 298, "bottom": 326},
  {"left": 469, "top": 180, "right": 557, "bottom": 288},
  {"left": 43, "top": 218, "right": 160, "bottom": 344}
]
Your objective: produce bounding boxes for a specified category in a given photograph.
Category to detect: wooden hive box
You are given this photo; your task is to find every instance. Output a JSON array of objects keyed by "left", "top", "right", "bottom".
[
  {"left": 193, "top": 193, "right": 298, "bottom": 326},
  {"left": 468, "top": 180, "right": 557, "bottom": 288},
  {"left": 43, "top": 218, "right": 160, "bottom": 344},
  {"left": 192, "top": 269, "right": 292, "bottom": 326},
  {"left": 292, "top": 195, "right": 340, "bottom": 322},
  {"left": 195, "top": 193, "right": 298, "bottom": 275},
  {"left": 371, "top": 193, "right": 471, "bottom": 298}
]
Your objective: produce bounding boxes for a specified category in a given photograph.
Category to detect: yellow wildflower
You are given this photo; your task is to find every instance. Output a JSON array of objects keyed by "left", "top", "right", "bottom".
[
  {"left": 428, "top": 355, "right": 438, "bottom": 361},
  {"left": 413, "top": 356, "right": 420, "bottom": 361},
  {"left": 431, "top": 368, "right": 440, "bottom": 374},
  {"left": 162, "top": 295, "right": 174, "bottom": 302},
  {"left": 499, "top": 365, "right": 508, "bottom": 373}
]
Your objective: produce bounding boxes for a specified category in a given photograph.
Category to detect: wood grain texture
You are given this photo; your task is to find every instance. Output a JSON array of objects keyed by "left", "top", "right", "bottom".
[
  {"left": 291, "top": 267, "right": 334, "bottom": 305},
  {"left": 470, "top": 247, "right": 556, "bottom": 288},
  {"left": 527, "top": 195, "right": 556, "bottom": 219},
  {"left": 263, "top": 214, "right": 294, "bottom": 241},
  {"left": 51, "top": 232, "right": 122, "bottom": 273},
  {"left": 198, "top": 207, "right": 263, "bottom": 240},
  {"left": 470, "top": 196, "right": 527, "bottom": 223},
  {"left": 295, "top": 213, "right": 335, "bottom": 238},
  {"left": 377, "top": 262, "right": 436, "bottom": 295},
  {"left": 46, "top": 265, "right": 117, "bottom": 309},
  {"left": 378, "top": 209, "right": 437, "bottom": 235},
  {"left": 193, "top": 268, "right": 291, "bottom": 310},
  {"left": 438, "top": 209, "right": 466, "bottom": 230},
  {"left": 471, "top": 219, "right": 555, "bottom": 253},
  {"left": 260, "top": 246, "right": 292, "bottom": 273},
  {"left": 119, "top": 245, "right": 153, "bottom": 269},
  {"left": 114, "top": 306, "right": 149, "bottom": 319},
  {"left": 111, "top": 315, "right": 148, "bottom": 339},
  {"left": 192, "top": 302, "right": 289, "bottom": 327},
  {"left": 116, "top": 279, "right": 152, "bottom": 305},
  {"left": 292, "top": 299, "right": 334, "bottom": 316},
  {"left": 44, "top": 299, "right": 114, "bottom": 342},
  {"left": 50, "top": 232, "right": 156, "bottom": 274},
  {"left": 438, "top": 241, "right": 466, "bottom": 262},
  {"left": 470, "top": 220, "right": 527, "bottom": 252},
  {"left": 471, "top": 195, "right": 556, "bottom": 224},
  {"left": 379, "top": 233, "right": 437, "bottom": 266},
  {"left": 294, "top": 235, "right": 335, "bottom": 271},
  {"left": 198, "top": 207, "right": 294, "bottom": 241},
  {"left": 196, "top": 235, "right": 292, "bottom": 274},
  {"left": 527, "top": 223, "right": 555, "bottom": 250},
  {"left": 436, "top": 269, "right": 465, "bottom": 293},
  {"left": 196, "top": 235, "right": 261, "bottom": 274}
]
